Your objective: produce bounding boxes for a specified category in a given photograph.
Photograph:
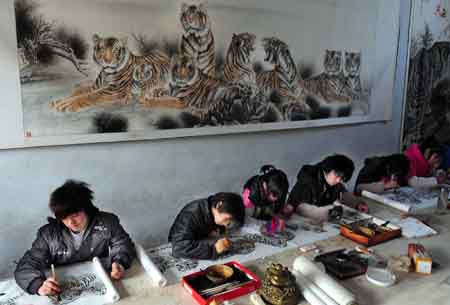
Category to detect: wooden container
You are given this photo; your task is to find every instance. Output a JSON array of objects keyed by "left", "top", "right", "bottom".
[{"left": 340, "top": 217, "right": 401, "bottom": 246}]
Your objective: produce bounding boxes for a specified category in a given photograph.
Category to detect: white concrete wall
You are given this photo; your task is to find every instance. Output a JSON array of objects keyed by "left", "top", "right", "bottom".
[{"left": 0, "top": 0, "right": 410, "bottom": 277}]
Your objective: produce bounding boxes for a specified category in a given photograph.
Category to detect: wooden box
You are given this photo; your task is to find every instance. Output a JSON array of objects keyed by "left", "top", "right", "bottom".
[{"left": 340, "top": 217, "right": 402, "bottom": 246}]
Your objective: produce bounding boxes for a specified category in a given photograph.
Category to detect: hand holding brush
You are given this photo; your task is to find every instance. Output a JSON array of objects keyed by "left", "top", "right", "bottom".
[{"left": 38, "top": 264, "right": 61, "bottom": 298}]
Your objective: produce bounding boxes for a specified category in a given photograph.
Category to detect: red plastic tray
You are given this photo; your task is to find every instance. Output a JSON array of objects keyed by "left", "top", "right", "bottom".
[{"left": 181, "top": 261, "right": 260, "bottom": 305}]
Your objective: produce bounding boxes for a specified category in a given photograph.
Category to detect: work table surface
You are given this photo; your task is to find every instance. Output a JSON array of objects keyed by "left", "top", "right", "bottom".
[{"left": 116, "top": 201, "right": 450, "bottom": 305}]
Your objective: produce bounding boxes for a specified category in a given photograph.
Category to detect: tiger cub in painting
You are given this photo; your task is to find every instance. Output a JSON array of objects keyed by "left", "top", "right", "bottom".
[
  {"left": 344, "top": 51, "right": 362, "bottom": 99},
  {"left": 51, "top": 34, "right": 171, "bottom": 112},
  {"left": 131, "top": 63, "right": 153, "bottom": 97},
  {"left": 223, "top": 32, "right": 257, "bottom": 84},
  {"left": 130, "top": 63, "right": 184, "bottom": 108},
  {"left": 169, "top": 54, "right": 223, "bottom": 110},
  {"left": 180, "top": 3, "right": 216, "bottom": 78}
]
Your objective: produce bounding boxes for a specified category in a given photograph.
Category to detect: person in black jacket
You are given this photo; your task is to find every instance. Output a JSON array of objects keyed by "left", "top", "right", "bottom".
[
  {"left": 168, "top": 192, "right": 245, "bottom": 260},
  {"left": 14, "top": 180, "right": 136, "bottom": 296},
  {"left": 285, "top": 155, "right": 364, "bottom": 221},
  {"left": 354, "top": 154, "right": 410, "bottom": 195},
  {"left": 242, "top": 165, "right": 289, "bottom": 221}
]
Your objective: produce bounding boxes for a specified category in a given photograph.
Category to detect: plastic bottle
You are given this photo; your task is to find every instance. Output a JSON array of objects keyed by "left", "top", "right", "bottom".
[{"left": 436, "top": 187, "right": 449, "bottom": 214}]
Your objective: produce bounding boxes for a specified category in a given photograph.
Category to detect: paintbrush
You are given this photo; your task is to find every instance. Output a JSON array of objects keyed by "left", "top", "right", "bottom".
[
  {"left": 51, "top": 264, "right": 61, "bottom": 302},
  {"left": 51, "top": 264, "right": 56, "bottom": 281},
  {"left": 201, "top": 281, "right": 251, "bottom": 298}
]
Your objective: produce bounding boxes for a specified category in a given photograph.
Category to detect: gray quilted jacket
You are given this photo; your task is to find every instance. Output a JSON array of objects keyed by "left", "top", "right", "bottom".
[{"left": 14, "top": 211, "right": 136, "bottom": 294}]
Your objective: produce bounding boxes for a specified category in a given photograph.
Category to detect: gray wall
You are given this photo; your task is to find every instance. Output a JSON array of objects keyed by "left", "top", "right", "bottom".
[{"left": 0, "top": 0, "right": 410, "bottom": 278}]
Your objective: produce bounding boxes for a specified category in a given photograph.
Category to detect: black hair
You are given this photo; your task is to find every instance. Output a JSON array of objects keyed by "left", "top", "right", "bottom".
[
  {"left": 210, "top": 192, "right": 245, "bottom": 225},
  {"left": 49, "top": 180, "right": 98, "bottom": 220},
  {"left": 384, "top": 154, "right": 410, "bottom": 178},
  {"left": 320, "top": 154, "right": 355, "bottom": 182},
  {"left": 259, "top": 165, "right": 289, "bottom": 200},
  {"left": 419, "top": 137, "right": 445, "bottom": 159}
]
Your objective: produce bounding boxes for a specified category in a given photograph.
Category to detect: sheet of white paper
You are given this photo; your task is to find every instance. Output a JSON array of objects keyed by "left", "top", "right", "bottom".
[
  {"left": 145, "top": 216, "right": 341, "bottom": 284},
  {"left": 0, "top": 260, "right": 116, "bottom": 305},
  {"left": 362, "top": 187, "right": 438, "bottom": 212},
  {"left": 389, "top": 217, "right": 437, "bottom": 238}
]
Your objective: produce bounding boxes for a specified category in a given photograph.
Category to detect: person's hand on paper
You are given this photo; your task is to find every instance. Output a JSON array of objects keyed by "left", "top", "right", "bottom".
[
  {"left": 38, "top": 277, "right": 61, "bottom": 296},
  {"left": 435, "top": 169, "right": 447, "bottom": 185},
  {"left": 111, "top": 262, "right": 125, "bottom": 280},
  {"left": 214, "top": 238, "right": 231, "bottom": 254},
  {"left": 356, "top": 202, "right": 369, "bottom": 213},
  {"left": 281, "top": 204, "right": 295, "bottom": 218},
  {"left": 384, "top": 177, "right": 399, "bottom": 190}
]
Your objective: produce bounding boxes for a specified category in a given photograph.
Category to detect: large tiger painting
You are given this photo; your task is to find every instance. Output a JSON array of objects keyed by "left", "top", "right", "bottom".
[{"left": 15, "top": 0, "right": 376, "bottom": 138}]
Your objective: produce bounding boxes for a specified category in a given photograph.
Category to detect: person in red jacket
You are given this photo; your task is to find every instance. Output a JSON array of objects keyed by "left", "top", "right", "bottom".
[
  {"left": 242, "top": 165, "right": 289, "bottom": 221},
  {"left": 404, "top": 137, "right": 446, "bottom": 188}
]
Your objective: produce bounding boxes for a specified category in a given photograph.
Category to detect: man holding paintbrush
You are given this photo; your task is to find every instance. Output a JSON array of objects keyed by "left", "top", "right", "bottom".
[{"left": 14, "top": 180, "right": 136, "bottom": 296}]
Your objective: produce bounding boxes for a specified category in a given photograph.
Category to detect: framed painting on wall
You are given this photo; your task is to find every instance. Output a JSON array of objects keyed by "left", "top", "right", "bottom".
[
  {"left": 12, "top": 0, "right": 400, "bottom": 147},
  {"left": 402, "top": 0, "right": 450, "bottom": 148}
]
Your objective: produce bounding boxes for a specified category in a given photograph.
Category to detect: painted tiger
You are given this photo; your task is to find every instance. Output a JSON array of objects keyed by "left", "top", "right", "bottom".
[
  {"left": 51, "top": 34, "right": 175, "bottom": 112},
  {"left": 169, "top": 54, "right": 222, "bottom": 110},
  {"left": 223, "top": 32, "right": 257, "bottom": 84},
  {"left": 130, "top": 63, "right": 184, "bottom": 108},
  {"left": 256, "top": 37, "right": 300, "bottom": 98},
  {"left": 256, "top": 37, "right": 310, "bottom": 120},
  {"left": 180, "top": 3, "right": 216, "bottom": 78},
  {"left": 344, "top": 51, "right": 362, "bottom": 100},
  {"left": 302, "top": 49, "right": 355, "bottom": 118},
  {"left": 169, "top": 54, "right": 282, "bottom": 125},
  {"left": 303, "top": 49, "right": 351, "bottom": 104},
  {"left": 131, "top": 63, "right": 152, "bottom": 96}
]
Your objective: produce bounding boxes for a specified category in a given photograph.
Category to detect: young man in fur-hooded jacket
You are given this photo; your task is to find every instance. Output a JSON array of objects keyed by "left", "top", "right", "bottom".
[{"left": 14, "top": 180, "right": 136, "bottom": 296}]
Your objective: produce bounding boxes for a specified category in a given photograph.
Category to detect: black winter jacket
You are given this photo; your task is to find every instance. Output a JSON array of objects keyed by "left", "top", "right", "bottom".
[
  {"left": 354, "top": 156, "right": 407, "bottom": 194},
  {"left": 14, "top": 211, "right": 136, "bottom": 295},
  {"left": 168, "top": 198, "right": 222, "bottom": 260},
  {"left": 287, "top": 164, "right": 346, "bottom": 207},
  {"left": 243, "top": 175, "right": 285, "bottom": 220}
]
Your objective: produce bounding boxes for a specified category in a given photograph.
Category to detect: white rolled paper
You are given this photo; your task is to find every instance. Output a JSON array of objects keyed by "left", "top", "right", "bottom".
[
  {"left": 293, "top": 270, "right": 337, "bottom": 305},
  {"left": 361, "top": 190, "right": 411, "bottom": 212},
  {"left": 135, "top": 243, "right": 168, "bottom": 287},
  {"left": 293, "top": 256, "right": 356, "bottom": 305},
  {"left": 92, "top": 257, "right": 121, "bottom": 303}
]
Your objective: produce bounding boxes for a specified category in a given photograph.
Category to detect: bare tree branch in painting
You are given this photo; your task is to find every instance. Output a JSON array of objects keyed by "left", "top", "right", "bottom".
[{"left": 15, "top": 0, "right": 88, "bottom": 79}]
